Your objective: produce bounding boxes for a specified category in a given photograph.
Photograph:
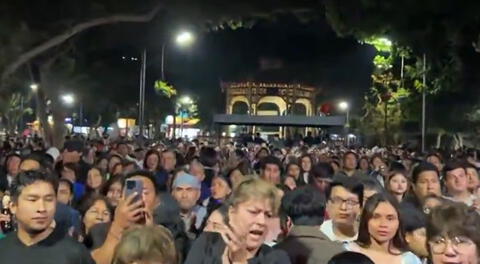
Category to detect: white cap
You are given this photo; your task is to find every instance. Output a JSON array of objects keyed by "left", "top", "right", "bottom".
[{"left": 46, "top": 147, "right": 60, "bottom": 161}]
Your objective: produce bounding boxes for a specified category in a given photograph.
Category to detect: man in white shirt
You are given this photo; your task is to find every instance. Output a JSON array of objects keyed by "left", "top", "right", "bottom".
[{"left": 320, "top": 176, "right": 363, "bottom": 242}]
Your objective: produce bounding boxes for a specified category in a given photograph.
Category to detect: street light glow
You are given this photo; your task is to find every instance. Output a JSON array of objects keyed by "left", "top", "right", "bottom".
[
  {"left": 176, "top": 31, "right": 194, "bottom": 46},
  {"left": 338, "top": 101, "right": 349, "bottom": 111},
  {"left": 61, "top": 94, "right": 75, "bottom": 105},
  {"left": 30, "top": 83, "right": 38, "bottom": 91},
  {"left": 180, "top": 96, "right": 192, "bottom": 105}
]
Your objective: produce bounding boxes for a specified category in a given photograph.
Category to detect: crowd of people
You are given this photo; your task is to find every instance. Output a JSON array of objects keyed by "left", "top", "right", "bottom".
[{"left": 0, "top": 134, "right": 479, "bottom": 264}]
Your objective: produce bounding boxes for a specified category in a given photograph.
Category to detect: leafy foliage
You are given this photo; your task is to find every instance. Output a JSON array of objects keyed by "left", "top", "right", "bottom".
[
  {"left": 154, "top": 80, "right": 177, "bottom": 98},
  {"left": 0, "top": 93, "right": 32, "bottom": 133}
]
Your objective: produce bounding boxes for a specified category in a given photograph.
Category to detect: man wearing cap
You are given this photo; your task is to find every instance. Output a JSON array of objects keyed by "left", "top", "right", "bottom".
[
  {"left": 61, "top": 140, "right": 91, "bottom": 184},
  {"left": 171, "top": 173, "right": 206, "bottom": 239}
]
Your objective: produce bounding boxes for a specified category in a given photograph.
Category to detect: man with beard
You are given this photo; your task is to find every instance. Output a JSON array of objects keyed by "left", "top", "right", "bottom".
[{"left": 171, "top": 173, "right": 206, "bottom": 239}]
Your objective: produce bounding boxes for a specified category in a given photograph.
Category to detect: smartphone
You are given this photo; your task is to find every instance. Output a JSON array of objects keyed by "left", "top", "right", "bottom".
[{"left": 125, "top": 179, "right": 143, "bottom": 203}]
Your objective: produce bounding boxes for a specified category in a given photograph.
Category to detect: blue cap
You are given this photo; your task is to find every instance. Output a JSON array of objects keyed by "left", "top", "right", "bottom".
[{"left": 172, "top": 173, "right": 201, "bottom": 189}]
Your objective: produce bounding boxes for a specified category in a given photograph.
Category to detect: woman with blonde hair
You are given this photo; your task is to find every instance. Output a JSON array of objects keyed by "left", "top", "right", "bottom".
[
  {"left": 185, "top": 178, "right": 290, "bottom": 264},
  {"left": 112, "top": 225, "right": 178, "bottom": 264}
]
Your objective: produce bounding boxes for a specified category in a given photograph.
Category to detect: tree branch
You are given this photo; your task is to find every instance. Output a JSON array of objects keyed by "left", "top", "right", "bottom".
[{"left": 1, "top": 2, "right": 163, "bottom": 82}]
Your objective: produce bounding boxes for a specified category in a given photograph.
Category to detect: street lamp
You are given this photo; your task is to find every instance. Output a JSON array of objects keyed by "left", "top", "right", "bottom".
[
  {"left": 162, "top": 30, "right": 195, "bottom": 80},
  {"left": 180, "top": 96, "right": 192, "bottom": 105},
  {"left": 61, "top": 94, "right": 75, "bottom": 106},
  {"left": 176, "top": 31, "right": 194, "bottom": 47},
  {"left": 338, "top": 101, "right": 350, "bottom": 146},
  {"left": 338, "top": 101, "right": 349, "bottom": 111},
  {"left": 30, "top": 83, "right": 38, "bottom": 91},
  {"left": 162, "top": 31, "right": 195, "bottom": 140}
]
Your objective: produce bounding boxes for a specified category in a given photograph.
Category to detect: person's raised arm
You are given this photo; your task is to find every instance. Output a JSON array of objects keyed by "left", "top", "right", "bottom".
[{"left": 91, "top": 193, "right": 144, "bottom": 264}]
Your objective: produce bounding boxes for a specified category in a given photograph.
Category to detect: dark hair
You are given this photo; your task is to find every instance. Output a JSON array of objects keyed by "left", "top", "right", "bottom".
[
  {"left": 259, "top": 155, "right": 282, "bottom": 172},
  {"left": 370, "top": 154, "right": 384, "bottom": 165},
  {"left": 10, "top": 170, "right": 58, "bottom": 203},
  {"left": 233, "top": 148, "right": 247, "bottom": 160},
  {"left": 426, "top": 153, "right": 443, "bottom": 163},
  {"left": 22, "top": 152, "right": 49, "bottom": 171},
  {"left": 184, "top": 146, "right": 197, "bottom": 164},
  {"left": 124, "top": 170, "right": 159, "bottom": 195},
  {"left": 427, "top": 203, "right": 480, "bottom": 254},
  {"left": 385, "top": 170, "right": 411, "bottom": 199},
  {"left": 78, "top": 194, "right": 113, "bottom": 218},
  {"left": 78, "top": 194, "right": 113, "bottom": 239},
  {"left": 399, "top": 204, "right": 426, "bottom": 233},
  {"left": 199, "top": 147, "right": 218, "bottom": 167},
  {"left": 360, "top": 177, "right": 384, "bottom": 194},
  {"left": 286, "top": 161, "right": 300, "bottom": 172},
  {"left": 300, "top": 154, "right": 313, "bottom": 171},
  {"left": 143, "top": 149, "right": 161, "bottom": 171},
  {"left": 281, "top": 185, "right": 325, "bottom": 226},
  {"left": 343, "top": 151, "right": 358, "bottom": 162},
  {"left": 4, "top": 153, "right": 21, "bottom": 167},
  {"left": 108, "top": 154, "right": 124, "bottom": 174},
  {"left": 443, "top": 159, "right": 466, "bottom": 178},
  {"left": 356, "top": 192, "right": 408, "bottom": 254},
  {"left": 101, "top": 174, "right": 125, "bottom": 196},
  {"left": 199, "top": 203, "right": 229, "bottom": 233},
  {"left": 328, "top": 252, "right": 374, "bottom": 264},
  {"left": 59, "top": 178, "right": 74, "bottom": 195},
  {"left": 389, "top": 161, "right": 406, "bottom": 172},
  {"left": 412, "top": 162, "right": 439, "bottom": 184},
  {"left": 357, "top": 156, "right": 370, "bottom": 170},
  {"left": 325, "top": 176, "right": 364, "bottom": 205},
  {"left": 255, "top": 147, "right": 270, "bottom": 159},
  {"left": 330, "top": 160, "right": 340, "bottom": 169},
  {"left": 310, "top": 162, "right": 334, "bottom": 180}
]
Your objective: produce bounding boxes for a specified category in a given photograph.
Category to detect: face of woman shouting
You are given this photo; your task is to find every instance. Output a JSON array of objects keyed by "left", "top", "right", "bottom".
[{"left": 227, "top": 199, "right": 273, "bottom": 251}]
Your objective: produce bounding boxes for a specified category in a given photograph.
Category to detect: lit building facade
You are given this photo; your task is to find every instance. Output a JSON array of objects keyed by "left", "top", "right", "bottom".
[{"left": 221, "top": 81, "right": 318, "bottom": 137}]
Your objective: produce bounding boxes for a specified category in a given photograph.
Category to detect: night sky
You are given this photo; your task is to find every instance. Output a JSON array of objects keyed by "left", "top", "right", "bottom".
[{"left": 79, "top": 14, "right": 376, "bottom": 125}]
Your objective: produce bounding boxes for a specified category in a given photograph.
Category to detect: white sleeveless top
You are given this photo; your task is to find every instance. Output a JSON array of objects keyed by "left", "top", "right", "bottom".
[{"left": 343, "top": 242, "right": 422, "bottom": 264}]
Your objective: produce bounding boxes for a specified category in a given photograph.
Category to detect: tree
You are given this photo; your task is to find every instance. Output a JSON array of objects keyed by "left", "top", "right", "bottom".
[
  {"left": 324, "top": 0, "right": 480, "bottom": 148},
  {"left": 0, "top": 0, "right": 320, "bottom": 146},
  {"left": 0, "top": 93, "right": 32, "bottom": 134}
]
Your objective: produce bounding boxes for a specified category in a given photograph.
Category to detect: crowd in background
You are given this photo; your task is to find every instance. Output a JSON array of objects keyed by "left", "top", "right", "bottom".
[{"left": 0, "top": 133, "right": 479, "bottom": 264}]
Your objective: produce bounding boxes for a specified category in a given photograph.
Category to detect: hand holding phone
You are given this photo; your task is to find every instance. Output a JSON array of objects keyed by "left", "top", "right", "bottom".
[
  {"left": 112, "top": 179, "right": 146, "bottom": 229},
  {"left": 125, "top": 179, "right": 143, "bottom": 203}
]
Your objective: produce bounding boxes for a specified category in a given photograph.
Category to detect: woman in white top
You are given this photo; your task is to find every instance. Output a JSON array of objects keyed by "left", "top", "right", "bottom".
[{"left": 344, "top": 192, "right": 421, "bottom": 264}]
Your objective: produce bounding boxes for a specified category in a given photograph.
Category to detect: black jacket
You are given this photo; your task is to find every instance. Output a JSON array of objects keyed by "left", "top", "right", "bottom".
[{"left": 185, "top": 232, "right": 291, "bottom": 264}]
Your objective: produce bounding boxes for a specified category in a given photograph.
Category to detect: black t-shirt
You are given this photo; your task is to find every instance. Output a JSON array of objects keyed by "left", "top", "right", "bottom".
[{"left": 0, "top": 229, "right": 95, "bottom": 264}]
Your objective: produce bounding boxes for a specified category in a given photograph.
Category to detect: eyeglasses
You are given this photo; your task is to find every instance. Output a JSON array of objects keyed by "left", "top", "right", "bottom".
[
  {"left": 429, "top": 236, "right": 474, "bottom": 254},
  {"left": 329, "top": 197, "right": 360, "bottom": 208}
]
